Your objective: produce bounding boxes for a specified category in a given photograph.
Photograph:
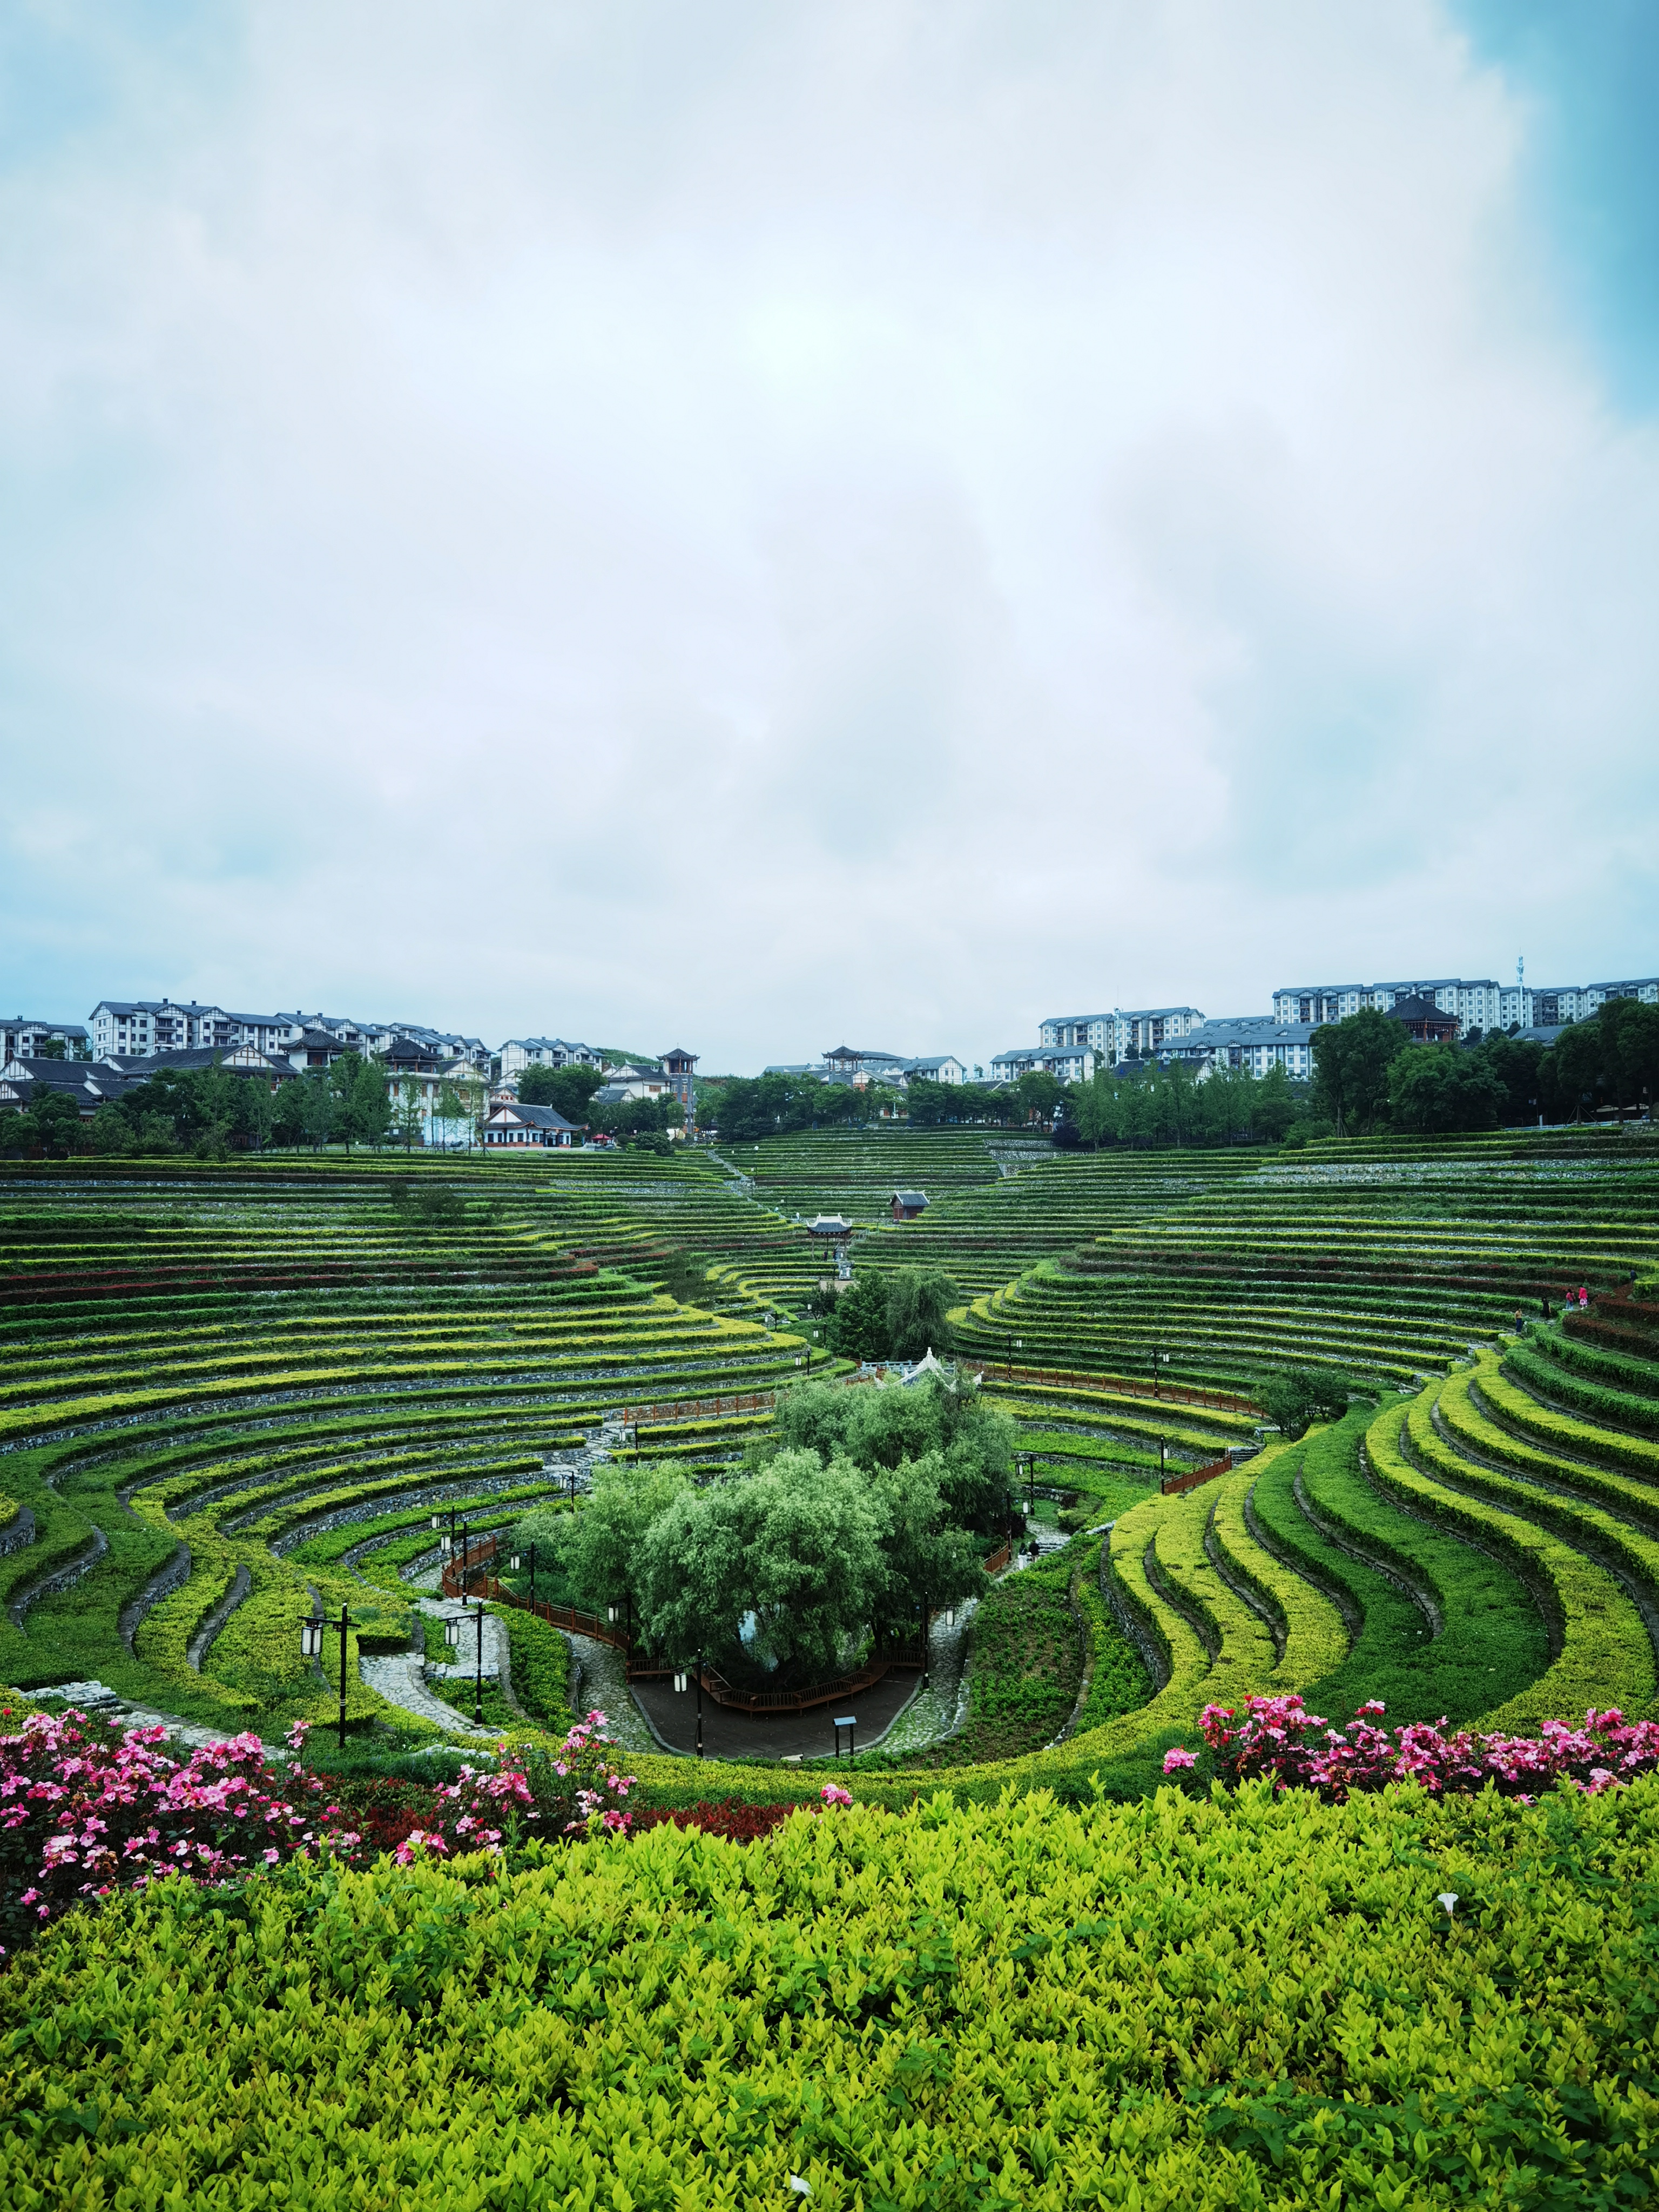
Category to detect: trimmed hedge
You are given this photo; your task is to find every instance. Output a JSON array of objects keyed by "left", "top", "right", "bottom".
[
  {"left": 1368, "top": 1391, "right": 1656, "bottom": 1730},
  {"left": 4, "top": 1781, "right": 1659, "bottom": 2206}
]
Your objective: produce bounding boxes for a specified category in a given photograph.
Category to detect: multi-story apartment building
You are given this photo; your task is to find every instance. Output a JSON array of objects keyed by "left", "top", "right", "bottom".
[
  {"left": 1528, "top": 977, "right": 1659, "bottom": 1027},
  {"left": 1168, "top": 1019, "right": 1318, "bottom": 1080},
  {"left": 898, "top": 1056, "right": 967, "bottom": 1086},
  {"left": 990, "top": 1042, "right": 1100, "bottom": 1084},
  {"left": 1039, "top": 1013, "right": 1112, "bottom": 1051},
  {"left": 89, "top": 1000, "right": 245, "bottom": 1056},
  {"left": 89, "top": 1000, "right": 490, "bottom": 1070},
  {"left": 1038, "top": 1008, "right": 1206, "bottom": 1061},
  {"left": 821, "top": 1046, "right": 909, "bottom": 1084},
  {"left": 497, "top": 1037, "right": 605, "bottom": 1080},
  {"left": 1270, "top": 973, "right": 1655, "bottom": 1036},
  {"left": 2, "top": 1018, "right": 90, "bottom": 1060},
  {"left": 1270, "top": 979, "right": 1505, "bottom": 1034}
]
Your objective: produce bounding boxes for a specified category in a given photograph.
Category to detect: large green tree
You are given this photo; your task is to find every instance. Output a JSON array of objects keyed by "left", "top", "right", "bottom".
[
  {"left": 518, "top": 1063, "right": 606, "bottom": 1122},
  {"left": 1387, "top": 1045, "right": 1506, "bottom": 1134},
  {"left": 772, "top": 1376, "right": 1014, "bottom": 1535},
  {"left": 1543, "top": 1021, "right": 1604, "bottom": 1123},
  {"left": 1311, "top": 1009, "right": 1406, "bottom": 1135},
  {"left": 823, "top": 1267, "right": 960, "bottom": 1362},
  {"left": 0, "top": 1091, "right": 87, "bottom": 1158},
  {"left": 1597, "top": 1000, "right": 1659, "bottom": 1120},
  {"left": 391, "top": 1080, "right": 426, "bottom": 1151},
  {"left": 638, "top": 1450, "right": 886, "bottom": 1679},
  {"left": 1472, "top": 1033, "right": 1545, "bottom": 1124},
  {"left": 519, "top": 1457, "right": 689, "bottom": 1619}
]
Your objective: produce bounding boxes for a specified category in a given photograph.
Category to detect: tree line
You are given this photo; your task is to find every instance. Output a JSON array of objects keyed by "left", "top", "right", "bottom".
[
  {"left": 1310, "top": 1001, "right": 1659, "bottom": 1136},
  {"left": 0, "top": 1049, "right": 704, "bottom": 1161}
]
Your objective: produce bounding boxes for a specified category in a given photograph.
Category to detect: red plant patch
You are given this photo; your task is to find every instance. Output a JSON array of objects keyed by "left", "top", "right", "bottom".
[{"left": 631, "top": 1798, "right": 803, "bottom": 1843}]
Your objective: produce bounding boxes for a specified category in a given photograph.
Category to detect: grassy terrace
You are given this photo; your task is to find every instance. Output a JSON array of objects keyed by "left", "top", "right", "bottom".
[
  {"left": 3, "top": 1127, "right": 1658, "bottom": 1812},
  {"left": 0, "top": 1151, "right": 814, "bottom": 1737}
]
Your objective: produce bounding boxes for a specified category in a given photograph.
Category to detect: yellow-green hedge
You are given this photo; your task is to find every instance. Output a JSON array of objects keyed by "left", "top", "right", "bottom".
[
  {"left": 4, "top": 1780, "right": 1658, "bottom": 2207},
  {"left": 1210, "top": 1446, "right": 1350, "bottom": 1688},
  {"left": 1368, "top": 1387, "right": 1657, "bottom": 1730}
]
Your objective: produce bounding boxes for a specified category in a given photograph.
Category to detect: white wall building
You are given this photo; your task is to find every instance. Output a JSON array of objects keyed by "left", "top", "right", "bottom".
[
  {"left": 1038, "top": 1007, "right": 1206, "bottom": 1061},
  {"left": 1270, "top": 972, "right": 1655, "bottom": 1036},
  {"left": 1532, "top": 977, "right": 1659, "bottom": 1026},
  {"left": 1168, "top": 1018, "right": 1317, "bottom": 1080},
  {"left": 1270, "top": 979, "right": 1505, "bottom": 1033},
  {"left": 990, "top": 1043, "right": 1100, "bottom": 1084},
  {"left": 2, "top": 1018, "right": 90, "bottom": 1060},
  {"left": 898, "top": 1056, "right": 967, "bottom": 1086},
  {"left": 498, "top": 1036, "right": 605, "bottom": 1079},
  {"left": 89, "top": 1000, "right": 245, "bottom": 1055}
]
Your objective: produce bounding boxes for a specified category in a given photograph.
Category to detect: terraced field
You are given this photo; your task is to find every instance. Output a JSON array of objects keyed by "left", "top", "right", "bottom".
[
  {"left": 4, "top": 1127, "right": 1658, "bottom": 1811},
  {"left": 0, "top": 1151, "right": 811, "bottom": 1736}
]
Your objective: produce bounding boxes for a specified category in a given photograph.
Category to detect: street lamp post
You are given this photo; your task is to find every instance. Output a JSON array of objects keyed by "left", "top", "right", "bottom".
[
  {"left": 674, "top": 1653, "right": 705, "bottom": 1756},
  {"left": 300, "top": 1605, "right": 351, "bottom": 1751},
  {"left": 510, "top": 1544, "right": 538, "bottom": 1611},
  {"left": 444, "top": 1603, "right": 487, "bottom": 1725}
]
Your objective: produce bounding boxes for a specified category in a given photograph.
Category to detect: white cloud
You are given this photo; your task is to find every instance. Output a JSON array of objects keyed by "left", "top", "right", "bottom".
[{"left": 1, "top": 0, "right": 1655, "bottom": 1062}]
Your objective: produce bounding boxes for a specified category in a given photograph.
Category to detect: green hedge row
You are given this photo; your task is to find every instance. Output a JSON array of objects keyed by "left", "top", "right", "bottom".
[{"left": 6, "top": 1779, "right": 1658, "bottom": 2207}]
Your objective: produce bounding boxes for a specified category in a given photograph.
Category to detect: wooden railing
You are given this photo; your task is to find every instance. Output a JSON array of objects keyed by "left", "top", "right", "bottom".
[
  {"left": 441, "top": 1533, "right": 631, "bottom": 1653},
  {"left": 621, "top": 1389, "right": 777, "bottom": 1426},
  {"left": 1159, "top": 1453, "right": 1233, "bottom": 1498},
  {"left": 976, "top": 1360, "right": 1255, "bottom": 1414}
]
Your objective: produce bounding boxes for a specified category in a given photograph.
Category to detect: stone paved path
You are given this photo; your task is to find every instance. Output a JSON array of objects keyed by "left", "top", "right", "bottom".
[
  {"left": 871, "top": 1604, "right": 979, "bottom": 1757},
  {"left": 29, "top": 1679, "right": 276, "bottom": 1752},
  {"left": 355, "top": 1597, "right": 507, "bottom": 1739},
  {"left": 564, "top": 1633, "right": 658, "bottom": 1755}
]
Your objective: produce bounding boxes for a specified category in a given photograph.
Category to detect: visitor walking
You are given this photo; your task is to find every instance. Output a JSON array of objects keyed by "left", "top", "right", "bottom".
[{"left": 1579, "top": 1285, "right": 1590, "bottom": 1311}]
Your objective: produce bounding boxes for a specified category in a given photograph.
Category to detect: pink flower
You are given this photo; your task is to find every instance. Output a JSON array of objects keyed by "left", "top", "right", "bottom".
[
  {"left": 1162, "top": 1747, "right": 1198, "bottom": 1773},
  {"left": 820, "top": 1784, "right": 853, "bottom": 1807}
]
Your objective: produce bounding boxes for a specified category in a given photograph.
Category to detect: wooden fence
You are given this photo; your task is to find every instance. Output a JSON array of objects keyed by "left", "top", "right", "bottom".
[
  {"left": 977, "top": 1360, "right": 1255, "bottom": 1414},
  {"left": 620, "top": 1388, "right": 778, "bottom": 1427},
  {"left": 1159, "top": 1453, "right": 1234, "bottom": 1498}
]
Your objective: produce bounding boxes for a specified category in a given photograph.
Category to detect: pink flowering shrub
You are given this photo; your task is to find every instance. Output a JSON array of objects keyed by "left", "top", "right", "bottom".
[
  {"left": 0, "top": 1706, "right": 638, "bottom": 1952},
  {"left": 508, "top": 1711, "right": 638, "bottom": 1839},
  {"left": 0, "top": 1708, "right": 356, "bottom": 1952},
  {"left": 1162, "top": 1695, "right": 1659, "bottom": 1803}
]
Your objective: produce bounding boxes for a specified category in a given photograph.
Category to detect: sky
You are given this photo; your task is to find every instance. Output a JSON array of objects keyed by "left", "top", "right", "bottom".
[{"left": 1, "top": 2, "right": 1656, "bottom": 1073}]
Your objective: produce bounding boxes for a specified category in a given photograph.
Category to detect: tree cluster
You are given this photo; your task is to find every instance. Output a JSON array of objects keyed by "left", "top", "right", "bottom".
[
  {"left": 1257, "top": 1367, "right": 1357, "bottom": 1440},
  {"left": 1307, "top": 999, "right": 1659, "bottom": 1135},
  {"left": 0, "top": 1089, "right": 90, "bottom": 1160},
  {"left": 1057, "top": 1060, "right": 1300, "bottom": 1150},
  {"left": 816, "top": 1266, "right": 960, "bottom": 1363},
  {"left": 1541, "top": 1000, "right": 1659, "bottom": 1123},
  {"left": 514, "top": 1378, "right": 1013, "bottom": 1685},
  {"left": 0, "top": 1061, "right": 292, "bottom": 1161},
  {"left": 516, "top": 1064, "right": 606, "bottom": 1122}
]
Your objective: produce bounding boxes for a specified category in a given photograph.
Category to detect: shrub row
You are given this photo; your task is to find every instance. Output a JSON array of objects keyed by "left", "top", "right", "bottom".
[{"left": 5, "top": 1778, "right": 1658, "bottom": 2206}]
